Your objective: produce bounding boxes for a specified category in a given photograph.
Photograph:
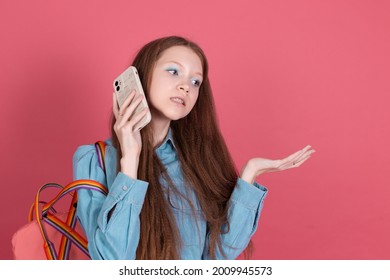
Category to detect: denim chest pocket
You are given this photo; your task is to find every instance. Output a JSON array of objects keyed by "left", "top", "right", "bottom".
[{"left": 168, "top": 190, "right": 206, "bottom": 247}]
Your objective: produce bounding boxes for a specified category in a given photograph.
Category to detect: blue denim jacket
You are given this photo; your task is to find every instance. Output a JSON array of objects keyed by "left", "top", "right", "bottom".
[{"left": 73, "top": 129, "right": 268, "bottom": 260}]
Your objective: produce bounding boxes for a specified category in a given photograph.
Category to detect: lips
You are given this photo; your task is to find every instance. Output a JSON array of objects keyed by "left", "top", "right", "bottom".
[{"left": 170, "top": 97, "right": 185, "bottom": 106}]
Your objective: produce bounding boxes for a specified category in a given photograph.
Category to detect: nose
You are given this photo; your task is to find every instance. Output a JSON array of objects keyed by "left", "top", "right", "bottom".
[{"left": 177, "top": 83, "right": 189, "bottom": 94}]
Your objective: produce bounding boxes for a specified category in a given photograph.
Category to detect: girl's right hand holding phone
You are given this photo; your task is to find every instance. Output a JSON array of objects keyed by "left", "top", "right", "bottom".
[{"left": 113, "top": 90, "right": 149, "bottom": 179}]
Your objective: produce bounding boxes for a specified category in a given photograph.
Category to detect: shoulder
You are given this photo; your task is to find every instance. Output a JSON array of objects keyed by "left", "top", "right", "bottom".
[{"left": 73, "top": 138, "right": 115, "bottom": 165}]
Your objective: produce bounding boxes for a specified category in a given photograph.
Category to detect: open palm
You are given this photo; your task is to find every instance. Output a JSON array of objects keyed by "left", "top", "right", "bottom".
[{"left": 240, "top": 145, "right": 315, "bottom": 184}]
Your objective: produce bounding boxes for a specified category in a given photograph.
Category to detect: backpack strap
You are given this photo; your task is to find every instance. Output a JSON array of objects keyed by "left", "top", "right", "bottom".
[
  {"left": 31, "top": 141, "right": 109, "bottom": 260},
  {"left": 57, "top": 140, "right": 107, "bottom": 259},
  {"left": 28, "top": 141, "right": 107, "bottom": 222},
  {"left": 57, "top": 140, "right": 108, "bottom": 259},
  {"left": 95, "top": 141, "right": 107, "bottom": 176}
]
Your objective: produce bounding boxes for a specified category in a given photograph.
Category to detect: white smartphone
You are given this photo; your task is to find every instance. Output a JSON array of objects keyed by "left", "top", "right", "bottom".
[{"left": 113, "top": 66, "right": 151, "bottom": 130}]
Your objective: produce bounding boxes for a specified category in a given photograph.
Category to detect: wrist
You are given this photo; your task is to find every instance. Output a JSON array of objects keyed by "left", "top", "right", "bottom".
[
  {"left": 240, "top": 160, "right": 257, "bottom": 185},
  {"left": 120, "top": 155, "right": 139, "bottom": 179}
]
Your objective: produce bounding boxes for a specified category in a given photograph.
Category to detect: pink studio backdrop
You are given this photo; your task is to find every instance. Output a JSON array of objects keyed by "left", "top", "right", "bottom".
[{"left": 1, "top": 0, "right": 389, "bottom": 260}]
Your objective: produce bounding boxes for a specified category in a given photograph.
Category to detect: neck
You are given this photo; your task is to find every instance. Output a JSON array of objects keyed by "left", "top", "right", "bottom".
[{"left": 150, "top": 118, "right": 171, "bottom": 148}]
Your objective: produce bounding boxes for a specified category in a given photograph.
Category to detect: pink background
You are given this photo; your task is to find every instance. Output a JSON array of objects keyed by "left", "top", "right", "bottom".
[{"left": 1, "top": 0, "right": 389, "bottom": 260}]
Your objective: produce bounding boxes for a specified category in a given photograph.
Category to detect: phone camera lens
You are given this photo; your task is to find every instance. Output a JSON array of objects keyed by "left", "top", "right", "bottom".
[
  {"left": 116, "top": 86, "right": 120, "bottom": 92},
  {"left": 115, "top": 81, "right": 119, "bottom": 86}
]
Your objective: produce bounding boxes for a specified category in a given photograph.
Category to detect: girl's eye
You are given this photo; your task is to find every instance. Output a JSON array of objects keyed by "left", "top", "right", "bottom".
[
  {"left": 191, "top": 79, "right": 201, "bottom": 87},
  {"left": 167, "top": 69, "right": 178, "bottom": 75}
]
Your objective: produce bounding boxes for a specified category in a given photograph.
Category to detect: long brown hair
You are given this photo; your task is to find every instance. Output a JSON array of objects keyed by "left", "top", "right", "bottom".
[{"left": 110, "top": 36, "right": 251, "bottom": 259}]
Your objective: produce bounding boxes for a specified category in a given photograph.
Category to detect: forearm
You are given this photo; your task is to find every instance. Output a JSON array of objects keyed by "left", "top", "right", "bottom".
[
  {"left": 202, "top": 178, "right": 268, "bottom": 259},
  {"left": 76, "top": 170, "right": 149, "bottom": 259}
]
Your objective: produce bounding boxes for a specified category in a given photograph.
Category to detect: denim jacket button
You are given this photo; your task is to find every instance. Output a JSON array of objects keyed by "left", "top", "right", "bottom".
[{"left": 122, "top": 185, "right": 128, "bottom": 191}]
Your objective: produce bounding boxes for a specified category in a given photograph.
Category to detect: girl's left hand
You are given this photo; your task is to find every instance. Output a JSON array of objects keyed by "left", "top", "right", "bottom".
[{"left": 240, "top": 145, "right": 315, "bottom": 184}]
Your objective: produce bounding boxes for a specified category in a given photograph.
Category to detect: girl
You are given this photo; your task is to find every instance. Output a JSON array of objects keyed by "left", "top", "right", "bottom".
[{"left": 73, "top": 36, "right": 315, "bottom": 260}]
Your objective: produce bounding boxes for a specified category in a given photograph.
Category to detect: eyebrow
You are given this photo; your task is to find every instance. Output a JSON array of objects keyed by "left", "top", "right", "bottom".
[{"left": 166, "top": 60, "right": 203, "bottom": 77}]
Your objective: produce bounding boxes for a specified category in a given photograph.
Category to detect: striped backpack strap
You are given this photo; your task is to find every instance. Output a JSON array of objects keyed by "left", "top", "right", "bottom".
[
  {"left": 94, "top": 140, "right": 107, "bottom": 175},
  {"left": 30, "top": 141, "right": 108, "bottom": 260}
]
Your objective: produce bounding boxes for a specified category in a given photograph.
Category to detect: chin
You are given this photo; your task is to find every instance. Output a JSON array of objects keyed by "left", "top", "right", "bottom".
[
  {"left": 166, "top": 113, "right": 188, "bottom": 121},
  {"left": 164, "top": 109, "right": 191, "bottom": 121}
]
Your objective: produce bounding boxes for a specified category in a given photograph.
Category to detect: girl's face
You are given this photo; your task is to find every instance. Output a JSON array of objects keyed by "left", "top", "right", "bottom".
[{"left": 148, "top": 46, "right": 203, "bottom": 122}]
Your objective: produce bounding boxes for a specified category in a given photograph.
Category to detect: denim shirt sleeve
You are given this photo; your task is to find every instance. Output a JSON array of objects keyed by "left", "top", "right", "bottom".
[
  {"left": 202, "top": 178, "right": 268, "bottom": 259},
  {"left": 73, "top": 144, "right": 149, "bottom": 260}
]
